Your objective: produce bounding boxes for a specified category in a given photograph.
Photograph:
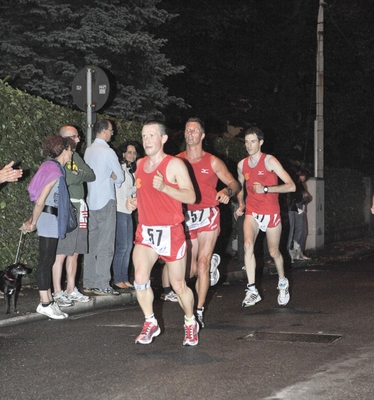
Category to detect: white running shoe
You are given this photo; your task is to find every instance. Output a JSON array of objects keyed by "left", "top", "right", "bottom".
[
  {"left": 51, "top": 301, "right": 69, "bottom": 318},
  {"left": 36, "top": 303, "right": 66, "bottom": 320},
  {"left": 277, "top": 278, "right": 290, "bottom": 306},
  {"left": 66, "top": 287, "right": 91, "bottom": 303},
  {"left": 163, "top": 291, "right": 178, "bottom": 302},
  {"left": 210, "top": 253, "right": 221, "bottom": 286},
  {"left": 53, "top": 291, "right": 73, "bottom": 307},
  {"left": 92, "top": 287, "right": 120, "bottom": 296},
  {"left": 242, "top": 288, "right": 262, "bottom": 307},
  {"left": 197, "top": 307, "right": 205, "bottom": 328}
]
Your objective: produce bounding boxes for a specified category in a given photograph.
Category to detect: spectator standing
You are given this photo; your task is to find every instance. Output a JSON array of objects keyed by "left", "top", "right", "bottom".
[
  {"left": 21, "top": 136, "right": 76, "bottom": 319},
  {"left": 83, "top": 120, "right": 124, "bottom": 296},
  {"left": 52, "top": 126, "right": 95, "bottom": 307},
  {"left": 287, "top": 169, "right": 312, "bottom": 262},
  {"left": 112, "top": 140, "right": 142, "bottom": 291},
  {"left": 236, "top": 127, "right": 295, "bottom": 308}
]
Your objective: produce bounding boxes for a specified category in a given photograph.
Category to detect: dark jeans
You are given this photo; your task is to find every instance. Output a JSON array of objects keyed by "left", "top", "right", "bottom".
[
  {"left": 287, "top": 210, "right": 307, "bottom": 252},
  {"left": 112, "top": 211, "right": 134, "bottom": 284}
]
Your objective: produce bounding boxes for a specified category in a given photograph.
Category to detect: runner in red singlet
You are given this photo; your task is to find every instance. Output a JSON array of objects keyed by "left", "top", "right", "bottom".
[
  {"left": 236, "top": 127, "right": 295, "bottom": 308},
  {"left": 179, "top": 118, "right": 240, "bottom": 328},
  {"left": 126, "top": 120, "right": 199, "bottom": 346}
]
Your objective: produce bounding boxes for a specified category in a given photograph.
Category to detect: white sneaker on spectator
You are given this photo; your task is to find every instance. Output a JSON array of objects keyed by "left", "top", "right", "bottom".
[
  {"left": 66, "top": 287, "right": 91, "bottom": 302},
  {"left": 53, "top": 291, "right": 73, "bottom": 307},
  {"left": 51, "top": 301, "right": 69, "bottom": 318},
  {"left": 36, "top": 303, "right": 66, "bottom": 320}
]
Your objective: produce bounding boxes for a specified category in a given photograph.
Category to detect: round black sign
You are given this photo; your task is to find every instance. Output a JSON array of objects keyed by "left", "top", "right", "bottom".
[{"left": 72, "top": 65, "right": 110, "bottom": 111}]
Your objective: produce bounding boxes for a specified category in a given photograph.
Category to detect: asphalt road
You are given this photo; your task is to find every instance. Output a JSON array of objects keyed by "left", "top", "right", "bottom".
[{"left": 1, "top": 255, "right": 374, "bottom": 400}]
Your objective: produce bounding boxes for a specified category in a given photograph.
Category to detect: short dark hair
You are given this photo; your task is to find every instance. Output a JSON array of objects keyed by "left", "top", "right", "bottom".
[
  {"left": 93, "top": 119, "right": 111, "bottom": 136},
  {"left": 243, "top": 126, "right": 264, "bottom": 141},
  {"left": 43, "top": 136, "right": 76, "bottom": 158},
  {"left": 143, "top": 120, "right": 167, "bottom": 136},
  {"left": 185, "top": 117, "right": 205, "bottom": 133}
]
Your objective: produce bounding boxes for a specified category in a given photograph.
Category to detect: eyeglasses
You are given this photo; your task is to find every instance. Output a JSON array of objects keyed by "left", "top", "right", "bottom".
[
  {"left": 185, "top": 128, "right": 201, "bottom": 134},
  {"left": 66, "top": 135, "right": 80, "bottom": 139}
]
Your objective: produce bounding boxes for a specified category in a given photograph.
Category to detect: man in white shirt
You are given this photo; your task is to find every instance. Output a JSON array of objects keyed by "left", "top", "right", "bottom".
[{"left": 84, "top": 119, "right": 124, "bottom": 295}]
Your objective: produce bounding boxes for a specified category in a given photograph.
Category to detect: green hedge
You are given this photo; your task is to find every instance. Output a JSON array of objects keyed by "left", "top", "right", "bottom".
[{"left": 0, "top": 80, "right": 141, "bottom": 274}]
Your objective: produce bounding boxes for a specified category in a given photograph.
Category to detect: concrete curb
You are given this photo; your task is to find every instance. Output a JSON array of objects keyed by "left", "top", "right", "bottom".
[{"left": 0, "top": 291, "right": 137, "bottom": 328}]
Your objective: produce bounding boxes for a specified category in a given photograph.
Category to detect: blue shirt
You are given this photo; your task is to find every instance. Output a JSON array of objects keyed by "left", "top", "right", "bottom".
[{"left": 84, "top": 138, "right": 124, "bottom": 210}]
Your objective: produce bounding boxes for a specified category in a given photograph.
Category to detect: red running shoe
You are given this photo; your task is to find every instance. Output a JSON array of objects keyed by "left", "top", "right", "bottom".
[
  {"left": 183, "top": 320, "right": 199, "bottom": 346},
  {"left": 135, "top": 320, "right": 161, "bottom": 344}
]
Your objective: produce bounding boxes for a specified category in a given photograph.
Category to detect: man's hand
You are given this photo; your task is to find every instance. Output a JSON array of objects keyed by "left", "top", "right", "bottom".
[
  {"left": 153, "top": 170, "right": 166, "bottom": 192},
  {"left": 216, "top": 189, "right": 230, "bottom": 204},
  {"left": 253, "top": 182, "right": 264, "bottom": 194},
  {"left": 234, "top": 205, "right": 245, "bottom": 220}
]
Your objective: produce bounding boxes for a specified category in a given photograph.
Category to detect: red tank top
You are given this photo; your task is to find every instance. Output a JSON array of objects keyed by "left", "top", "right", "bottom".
[
  {"left": 242, "top": 153, "right": 280, "bottom": 214},
  {"left": 136, "top": 155, "right": 184, "bottom": 225},
  {"left": 178, "top": 151, "right": 218, "bottom": 211}
]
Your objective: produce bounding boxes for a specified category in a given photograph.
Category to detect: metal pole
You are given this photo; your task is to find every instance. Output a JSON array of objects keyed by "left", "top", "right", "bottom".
[
  {"left": 309, "top": 0, "right": 325, "bottom": 249},
  {"left": 314, "top": 0, "right": 324, "bottom": 178},
  {"left": 86, "top": 67, "right": 93, "bottom": 146}
]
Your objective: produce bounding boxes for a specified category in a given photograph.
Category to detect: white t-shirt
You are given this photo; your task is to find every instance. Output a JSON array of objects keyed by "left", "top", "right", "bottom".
[{"left": 115, "top": 164, "right": 136, "bottom": 214}]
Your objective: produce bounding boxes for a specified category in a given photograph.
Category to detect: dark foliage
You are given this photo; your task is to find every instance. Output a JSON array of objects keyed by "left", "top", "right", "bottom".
[{"left": 0, "top": 0, "right": 186, "bottom": 120}]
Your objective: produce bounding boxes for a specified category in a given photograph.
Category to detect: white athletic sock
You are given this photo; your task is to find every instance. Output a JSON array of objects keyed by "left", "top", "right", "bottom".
[{"left": 145, "top": 314, "right": 157, "bottom": 325}]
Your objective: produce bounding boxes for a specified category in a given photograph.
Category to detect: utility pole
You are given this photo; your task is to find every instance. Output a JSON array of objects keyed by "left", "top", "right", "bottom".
[
  {"left": 314, "top": 0, "right": 324, "bottom": 178},
  {"left": 307, "top": 0, "right": 325, "bottom": 250}
]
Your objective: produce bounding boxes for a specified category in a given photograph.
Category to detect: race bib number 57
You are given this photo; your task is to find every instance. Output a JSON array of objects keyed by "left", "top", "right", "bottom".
[
  {"left": 185, "top": 207, "right": 210, "bottom": 230},
  {"left": 141, "top": 224, "right": 171, "bottom": 256}
]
